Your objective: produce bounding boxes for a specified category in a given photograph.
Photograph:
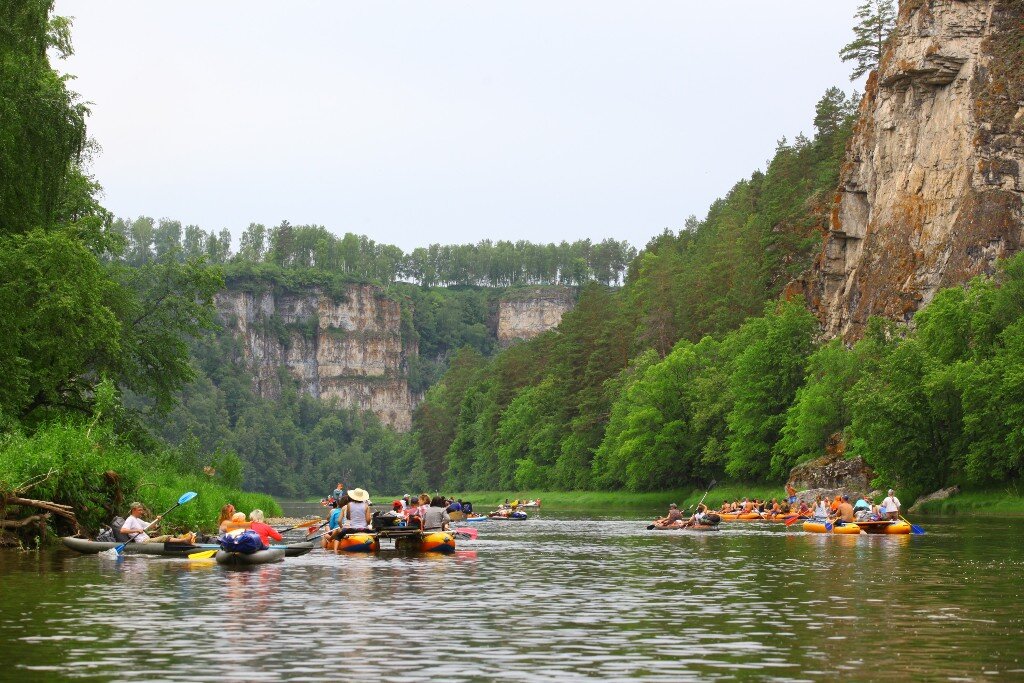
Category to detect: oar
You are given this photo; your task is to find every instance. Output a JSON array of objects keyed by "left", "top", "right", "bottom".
[
  {"left": 114, "top": 491, "right": 198, "bottom": 554},
  {"left": 900, "top": 515, "right": 926, "bottom": 535},
  {"left": 451, "top": 526, "right": 478, "bottom": 540},
  {"left": 188, "top": 549, "right": 217, "bottom": 560},
  {"left": 276, "top": 517, "right": 323, "bottom": 534}
]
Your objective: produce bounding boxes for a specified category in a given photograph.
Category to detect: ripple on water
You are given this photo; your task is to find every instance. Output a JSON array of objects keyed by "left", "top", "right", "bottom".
[{"left": 0, "top": 514, "right": 1022, "bottom": 680}]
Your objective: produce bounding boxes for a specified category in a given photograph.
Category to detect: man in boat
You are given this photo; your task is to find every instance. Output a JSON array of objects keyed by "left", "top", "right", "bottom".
[
  {"left": 786, "top": 482, "right": 797, "bottom": 506},
  {"left": 836, "top": 495, "right": 855, "bottom": 524},
  {"left": 120, "top": 502, "right": 190, "bottom": 544},
  {"left": 881, "top": 489, "right": 901, "bottom": 520},
  {"left": 653, "top": 503, "right": 684, "bottom": 528},
  {"left": 683, "top": 504, "right": 712, "bottom": 528},
  {"left": 331, "top": 482, "right": 345, "bottom": 506}
]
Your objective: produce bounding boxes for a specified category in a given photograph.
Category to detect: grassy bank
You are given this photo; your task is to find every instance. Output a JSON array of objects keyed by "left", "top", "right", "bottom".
[
  {"left": 911, "top": 486, "right": 1024, "bottom": 516},
  {"left": 0, "top": 422, "right": 279, "bottom": 544}
]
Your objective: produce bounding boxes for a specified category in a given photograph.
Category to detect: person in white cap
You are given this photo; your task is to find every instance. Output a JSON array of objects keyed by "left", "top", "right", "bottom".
[{"left": 882, "top": 489, "right": 901, "bottom": 520}]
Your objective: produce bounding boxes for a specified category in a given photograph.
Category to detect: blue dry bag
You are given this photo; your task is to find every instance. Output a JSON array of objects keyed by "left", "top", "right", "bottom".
[{"left": 219, "top": 530, "right": 265, "bottom": 554}]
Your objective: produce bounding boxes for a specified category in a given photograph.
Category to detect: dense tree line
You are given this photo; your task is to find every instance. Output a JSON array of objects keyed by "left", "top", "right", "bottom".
[
  {"left": 109, "top": 216, "right": 637, "bottom": 288},
  {"left": 411, "top": 87, "right": 862, "bottom": 491},
  {"left": 0, "top": 2, "right": 276, "bottom": 540}
]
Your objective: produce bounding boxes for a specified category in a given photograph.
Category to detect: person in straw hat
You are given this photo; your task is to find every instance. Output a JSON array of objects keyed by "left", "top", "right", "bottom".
[{"left": 330, "top": 488, "right": 372, "bottom": 539}]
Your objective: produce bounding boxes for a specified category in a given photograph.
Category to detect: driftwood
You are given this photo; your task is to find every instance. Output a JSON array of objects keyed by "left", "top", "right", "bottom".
[
  {"left": 1, "top": 495, "right": 80, "bottom": 534},
  {"left": 0, "top": 512, "right": 51, "bottom": 528}
]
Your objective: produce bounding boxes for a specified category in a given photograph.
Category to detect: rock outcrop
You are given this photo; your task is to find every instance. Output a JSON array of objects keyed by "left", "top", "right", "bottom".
[
  {"left": 215, "top": 284, "right": 417, "bottom": 431},
  {"left": 496, "top": 287, "right": 575, "bottom": 346},
  {"left": 787, "top": 454, "right": 875, "bottom": 496},
  {"left": 800, "top": 0, "right": 1024, "bottom": 339},
  {"left": 909, "top": 485, "right": 961, "bottom": 511}
]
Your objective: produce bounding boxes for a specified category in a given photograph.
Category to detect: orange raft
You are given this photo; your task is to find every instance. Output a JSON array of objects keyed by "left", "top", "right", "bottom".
[
  {"left": 802, "top": 520, "right": 862, "bottom": 534},
  {"left": 322, "top": 532, "right": 380, "bottom": 553},
  {"left": 855, "top": 520, "right": 912, "bottom": 535}
]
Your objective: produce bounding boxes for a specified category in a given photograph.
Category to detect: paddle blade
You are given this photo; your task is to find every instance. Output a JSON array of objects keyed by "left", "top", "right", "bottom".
[
  {"left": 646, "top": 524, "right": 656, "bottom": 530},
  {"left": 824, "top": 520, "right": 833, "bottom": 532},
  {"left": 911, "top": 524, "right": 925, "bottom": 535},
  {"left": 178, "top": 491, "right": 198, "bottom": 505},
  {"left": 784, "top": 515, "right": 800, "bottom": 526},
  {"left": 454, "top": 526, "right": 478, "bottom": 539},
  {"left": 188, "top": 549, "right": 217, "bottom": 560}
]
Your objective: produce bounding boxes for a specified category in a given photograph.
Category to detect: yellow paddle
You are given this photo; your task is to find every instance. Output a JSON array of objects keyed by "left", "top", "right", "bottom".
[{"left": 188, "top": 549, "right": 217, "bottom": 560}]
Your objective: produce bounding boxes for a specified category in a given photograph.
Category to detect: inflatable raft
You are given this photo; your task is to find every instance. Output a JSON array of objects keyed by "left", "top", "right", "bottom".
[
  {"left": 62, "top": 537, "right": 314, "bottom": 557},
  {"left": 321, "top": 532, "right": 380, "bottom": 553},
  {"left": 855, "top": 520, "right": 912, "bottom": 535},
  {"left": 396, "top": 531, "right": 457, "bottom": 554},
  {"left": 488, "top": 511, "right": 527, "bottom": 520},
  {"left": 802, "top": 521, "right": 862, "bottom": 534},
  {"left": 215, "top": 548, "right": 285, "bottom": 565},
  {"left": 651, "top": 522, "right": 719, "bottom": 531}
]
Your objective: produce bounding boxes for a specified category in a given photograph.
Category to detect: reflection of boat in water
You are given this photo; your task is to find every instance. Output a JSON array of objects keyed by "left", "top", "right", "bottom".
[{"left": 321, "top": 528, "right": 456, "bottom": 554}]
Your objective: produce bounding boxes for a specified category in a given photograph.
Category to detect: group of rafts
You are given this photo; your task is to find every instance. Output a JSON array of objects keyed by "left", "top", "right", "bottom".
[
  {"left": 653, "top": 510, "right": 914, "bottom": 535},
  {"left": 325, "top": 500, "right": 540, "bottom": 553}
]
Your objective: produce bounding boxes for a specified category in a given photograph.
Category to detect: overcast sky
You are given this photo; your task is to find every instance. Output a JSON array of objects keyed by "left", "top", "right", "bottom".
[{"left": 54, "top": 1, "right": 861, "bottom": 252}]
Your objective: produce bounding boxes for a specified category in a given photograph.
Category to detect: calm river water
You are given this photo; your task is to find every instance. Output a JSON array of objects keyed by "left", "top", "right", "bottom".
[{"left": 1, "top": 505, "right": 1022, "bottom": 682}]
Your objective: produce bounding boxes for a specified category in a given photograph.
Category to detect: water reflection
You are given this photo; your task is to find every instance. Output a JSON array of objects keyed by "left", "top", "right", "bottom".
[{"left": 0, "top": 514, "right": 1021, "bottom": 680}]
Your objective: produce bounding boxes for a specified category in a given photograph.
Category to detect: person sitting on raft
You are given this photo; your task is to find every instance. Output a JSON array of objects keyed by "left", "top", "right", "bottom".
[
  {"left": 653, "top": 503, "right": 684, "bottom": 528},
  {"left": 812, "top": 495, "right": 829, "bottom": 520},
  {"left": 836, "top": 495, "right": 855, "bottom": 525},
  {"left": 120, "top": 502, "right": 194, "bottom": 544},
  {"left": 329, "top": 488, "right": 372, "bottom": 539},
  {"left": 421, "top": 496, "right": 452, "bottom": 531},
  {"left": 683, "top": 503, "right": 711, "bottom": 528},
  {"left": 247, "top": 509, "right": 283, "bottom": 548}
]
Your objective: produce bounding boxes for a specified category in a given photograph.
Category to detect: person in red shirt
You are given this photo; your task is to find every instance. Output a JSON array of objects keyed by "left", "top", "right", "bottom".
[{"left": 248, "top": 509, "right": 283, "bottom": 548}]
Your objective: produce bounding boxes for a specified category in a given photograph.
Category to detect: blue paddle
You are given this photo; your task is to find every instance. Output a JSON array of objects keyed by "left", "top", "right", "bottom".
[
  {"left": 901, "top": 515, "right": 926, "bottom": 535},
  {"left": 114, "top": 491, "right": 198, "bottom": 554}
]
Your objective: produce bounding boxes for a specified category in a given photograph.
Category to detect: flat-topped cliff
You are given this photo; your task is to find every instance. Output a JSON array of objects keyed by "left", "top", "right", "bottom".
[
  {"left": 215, "top": 284, "right": 418, "bottom": 430},
  {"left": 496, "top": 287, "right": 575, "bottom": 347}
]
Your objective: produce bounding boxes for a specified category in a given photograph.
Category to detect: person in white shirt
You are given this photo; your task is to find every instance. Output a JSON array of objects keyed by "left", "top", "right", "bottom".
[
  {"left": 120, "top": 502, "right": 174, "bottom": 543},
  {"left": 882, "top": 489, "right": 901, "bottom": 520}
]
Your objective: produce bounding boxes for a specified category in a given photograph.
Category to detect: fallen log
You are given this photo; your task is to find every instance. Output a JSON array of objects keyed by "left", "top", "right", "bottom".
[
  {"left": 1, "top": 495, "right": 79, "bottom": 532},
  {"left": 0, "top": 512, "right": 51, "bottom": 529}
]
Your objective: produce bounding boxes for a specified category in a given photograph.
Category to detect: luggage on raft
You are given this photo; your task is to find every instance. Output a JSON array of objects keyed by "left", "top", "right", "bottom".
[{"left": 215, "top": 548, "right": 285, "bottom": 565}]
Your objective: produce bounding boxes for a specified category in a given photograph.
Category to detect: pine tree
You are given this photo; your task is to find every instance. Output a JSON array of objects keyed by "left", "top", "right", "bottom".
[{"left": 839, "top": 0, "right": 897, "bottom": 81}]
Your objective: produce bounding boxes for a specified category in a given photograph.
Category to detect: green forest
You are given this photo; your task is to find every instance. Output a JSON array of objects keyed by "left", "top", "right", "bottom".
[{"left": 4, "top": 0, "right": 1023, "bottom": 537}]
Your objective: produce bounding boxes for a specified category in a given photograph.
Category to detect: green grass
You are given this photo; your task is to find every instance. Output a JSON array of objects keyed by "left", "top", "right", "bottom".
[{"left": 911, "top": 485, "right": 1024, "bottom": 516}]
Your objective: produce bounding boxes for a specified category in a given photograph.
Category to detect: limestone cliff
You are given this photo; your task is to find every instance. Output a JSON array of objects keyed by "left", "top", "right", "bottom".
[
  {"left": 801, "top": 0, "right": 1024, "bottom": 339},
  {"left": 496, "top": 287, "right": 575, "bottom": 346},
  {"left": 215, "top": 284, "right": 418, "bottom": 431}
]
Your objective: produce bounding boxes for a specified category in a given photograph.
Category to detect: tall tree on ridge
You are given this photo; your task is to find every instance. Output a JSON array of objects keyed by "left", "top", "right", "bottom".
[{"left": 839, "top": 0, "right": 897, "bottom": 81}]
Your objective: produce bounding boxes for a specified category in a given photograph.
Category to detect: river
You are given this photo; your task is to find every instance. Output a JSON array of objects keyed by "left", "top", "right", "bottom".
[{"left": 1, "top": 506, "right": 1022, "bottom": 681}]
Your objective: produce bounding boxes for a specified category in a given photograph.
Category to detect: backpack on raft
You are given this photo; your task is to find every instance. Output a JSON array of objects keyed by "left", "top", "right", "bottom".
[
  {"left": 108, "top": 516, "right": 130, "bottom": 542},
  {"left": 705, "top": 514, "right": 722, "bottom": 526},
  {"left": 218, "top": 530, "right": 265, "bottom": 554}
]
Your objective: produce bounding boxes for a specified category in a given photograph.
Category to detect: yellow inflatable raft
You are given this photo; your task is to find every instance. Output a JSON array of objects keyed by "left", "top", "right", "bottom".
[
  {"left": 322, "top": 532, "right": 380, "bottom": 552},
  {"left": 802, "top": 521, "right": 862, "bottom": 534}
]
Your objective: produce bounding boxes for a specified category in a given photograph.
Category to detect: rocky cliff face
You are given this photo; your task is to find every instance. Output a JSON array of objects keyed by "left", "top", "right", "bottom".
[
  {"left": 496, "top": 288, "right": 575, "bottom": 346},
  {"left": 215, "top": 284, "right": 418, "bottom": 431},
  {"left": 801, "top": 0, "right": 1024, "bottom": 339}
]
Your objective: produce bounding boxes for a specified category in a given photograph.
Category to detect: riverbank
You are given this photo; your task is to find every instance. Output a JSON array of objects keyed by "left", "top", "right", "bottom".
[
  {"left": 911, "top": 486, "right": 1024, "bottom": 516},
  {"left": 0, "top": 422, "right": 279, "bottom": 546},
  {"left": 374, "top": 482, "right": 1024, "bottom": 517}
]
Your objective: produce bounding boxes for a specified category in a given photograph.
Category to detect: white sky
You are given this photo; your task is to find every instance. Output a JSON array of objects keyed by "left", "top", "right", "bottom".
[{"left": 55, "top": 1, "right": 862, "bottom": 252}]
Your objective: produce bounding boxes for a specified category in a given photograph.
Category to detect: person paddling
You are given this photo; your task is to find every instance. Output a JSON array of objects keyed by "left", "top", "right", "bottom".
[{"left": 120, "top": 502, "right": 193, "bottom": 544}]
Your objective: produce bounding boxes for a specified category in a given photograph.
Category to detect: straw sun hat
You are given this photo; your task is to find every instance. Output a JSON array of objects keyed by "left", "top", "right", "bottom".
[{"left": 348, "top": 488, "right": 370, "bottom": 502}]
